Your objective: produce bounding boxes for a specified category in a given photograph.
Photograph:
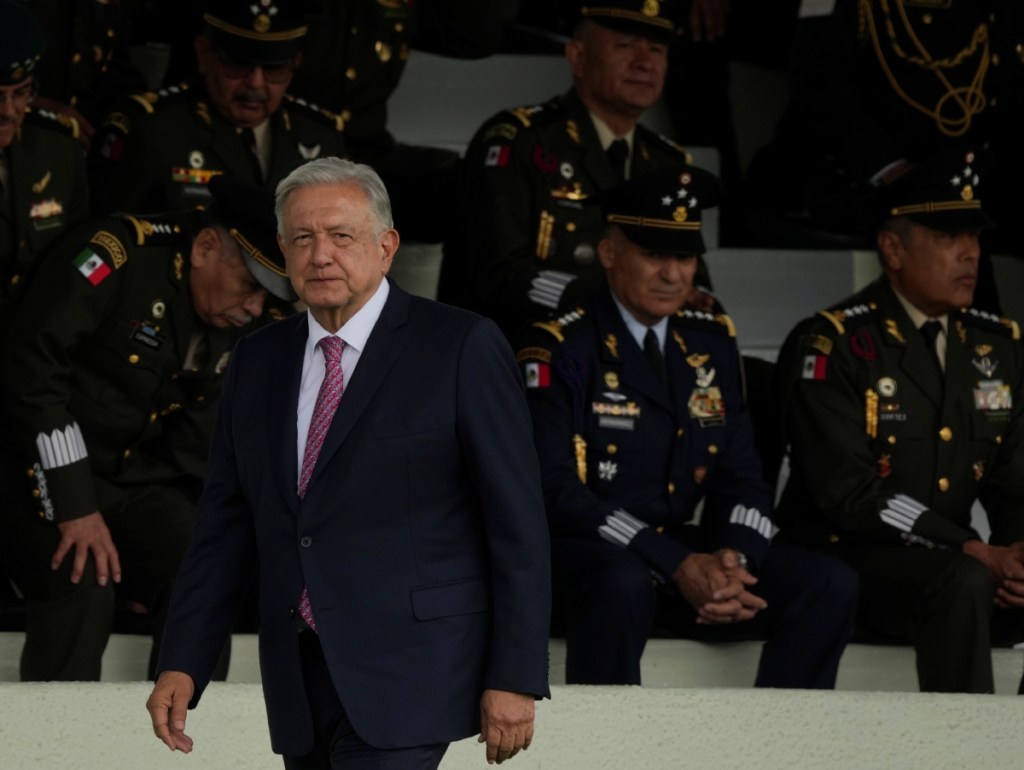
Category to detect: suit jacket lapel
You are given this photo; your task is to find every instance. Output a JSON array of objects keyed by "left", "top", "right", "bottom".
[{"left": 305, "top": 282, "right": 408, "bottom": 493}]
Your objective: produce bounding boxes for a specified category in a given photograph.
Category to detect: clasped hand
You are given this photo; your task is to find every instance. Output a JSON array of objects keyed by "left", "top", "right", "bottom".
[{"left": 673, "top": 549, "right": 767, "bottom": 624}]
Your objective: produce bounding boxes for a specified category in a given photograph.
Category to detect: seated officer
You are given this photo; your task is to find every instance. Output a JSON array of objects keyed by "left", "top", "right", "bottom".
[
  {"left": 441, "top": 0, "right": 708, "bottom": 336},
  {"left": 0, "top": 175, "right": 294, "bottom": 681},
  {"left": 519, "top": 167, "right": 857, "bottom": 686},
  {"left": 775, "top": 146, "right": 1024, "bottom": 694},
  {"left": 89, "top": 0, "right": 346, "bottom": 215},
  {"left": 0, "top": 0, "right": 89, "bottom": 307}
]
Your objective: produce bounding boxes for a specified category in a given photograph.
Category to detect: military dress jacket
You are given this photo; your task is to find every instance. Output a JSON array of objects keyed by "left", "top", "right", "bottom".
[
  {"left": 775, "top": 277, "right": 1024, "bottom": 549},
  {"left": 1, "top": 212, "right": 278, "bottom": 523},
  {"left": 520, "top": 288, "right": 774, "bottom": 578},
  {"left": 448, "top": 89, "right": 689, "bottom": 333},
  {"left": 0, "top": 108, "right": 89, "bottom": 301},
  {"left": 88, "top": 77, "right": 347, "bottom": 215}
]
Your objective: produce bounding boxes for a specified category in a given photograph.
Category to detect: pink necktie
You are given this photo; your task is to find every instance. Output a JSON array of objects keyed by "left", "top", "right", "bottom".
[{"left": 297, "top": 336, "right": 345, "bottom": 632}]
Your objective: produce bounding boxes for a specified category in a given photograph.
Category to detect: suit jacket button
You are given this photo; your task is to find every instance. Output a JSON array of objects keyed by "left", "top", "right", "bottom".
[{"left": 300, "top": 536, "right": 312, "bottom": 547}]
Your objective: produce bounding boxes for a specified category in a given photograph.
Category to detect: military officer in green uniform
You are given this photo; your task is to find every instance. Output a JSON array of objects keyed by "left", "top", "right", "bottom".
[
  {"left": 775, "top": 146, "right": 1024, "bottom": 694},
  {"left": 440, "top": 0, "right": 700, "bottom": 336},
  {"left": 0, "top": 0, "right": 90, "bottom": 307},
  {"left": 0, "top": 174, "right": 295, "bottom": 681},
  {"left": 89, "top": 0, "right": 346, "bottom": 216}
]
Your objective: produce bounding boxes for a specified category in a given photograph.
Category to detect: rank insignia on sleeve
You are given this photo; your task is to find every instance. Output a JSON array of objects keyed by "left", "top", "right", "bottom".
[
  {"left": 802, "top": 354, "right": 827, "bottom": 380},
  {"left": 73, "top": 249, "right": 111, "bottom": 286},
  {"left": 523, "top": 361, "right": 550, "bottom": 388}
]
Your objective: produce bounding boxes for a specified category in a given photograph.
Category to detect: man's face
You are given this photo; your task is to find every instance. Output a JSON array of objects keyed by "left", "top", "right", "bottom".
[
  {"left": 277, "top": 181, "right": 398, "bottom": 332},
  {"left": 879, "top": 222, "right": 980, "bottom": 316},
  {"left": 0, "top": 77, "right": 34, "bottom": 149},
  {"left": 195, "top": 36, "right": 297, "bottom": 127},
  {"left": 567, "top": 24, "right": 667, "bottom": 121},
  {"left": 598, "top": 228, "right": 696, "bottom": 326},
  {"left": 189, "top": 229, "right": 268, "bottom": 328}
]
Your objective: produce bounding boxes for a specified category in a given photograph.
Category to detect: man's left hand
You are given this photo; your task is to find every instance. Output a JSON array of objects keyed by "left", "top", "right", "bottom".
[{"left": 478, "top": 689, "right": 534, "bottom": 764}]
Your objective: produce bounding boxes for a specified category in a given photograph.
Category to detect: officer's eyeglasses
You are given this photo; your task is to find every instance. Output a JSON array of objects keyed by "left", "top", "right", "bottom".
[
  {"left": 0, "top": 79, "right": 36, "bottom": 107},
  {"left": 212, "top": 47, "right": 295, "bottom": 84}
]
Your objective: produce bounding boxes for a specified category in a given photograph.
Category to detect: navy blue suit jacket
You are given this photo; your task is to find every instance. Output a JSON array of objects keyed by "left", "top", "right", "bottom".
[{"left": 158, "top": 281, "right": 551, "bottom": 754}]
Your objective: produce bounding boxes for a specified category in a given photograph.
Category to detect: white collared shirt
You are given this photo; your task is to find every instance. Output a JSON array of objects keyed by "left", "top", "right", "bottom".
[
  {"left": 892, "top": 285, "right": 948, "bottom": 370},
  {"left": 589, "top": 113, "right": 636, "bottom": 180},
  {"left": 295, "top": 280, "right": 390, "bottom": 471},
  {"left": 611, "top": 292, "right": 669, "bottom": 353}
]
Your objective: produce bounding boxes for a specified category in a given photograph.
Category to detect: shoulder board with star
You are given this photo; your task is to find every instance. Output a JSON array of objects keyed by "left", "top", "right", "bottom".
[
  {"left": 125, "top": 83, "right": 190, "bottom": 116},
  {"left": 814, "top": 302, "right": 878, "bottom": 336},
  {"left": 284, "top": 95, "right": 346, "bottom": 133},
  {"left": 119, "top": 214, "right": 185, "bottom": 247},
  {"left": 23, "top": 107, "right": 80, "bottom": 140},
  {"left": 960, "top": 307, "right": 1021, "bottom": 340},
  {"left": 673, "top": 309, "right": 736, "bottom": 337}
]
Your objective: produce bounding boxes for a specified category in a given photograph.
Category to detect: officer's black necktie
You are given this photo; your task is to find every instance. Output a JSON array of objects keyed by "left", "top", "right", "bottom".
[
  {"left": 606, "top": 139, "right": 629, "bottom": 182},
  {"left": 240, "top": 127, "right": 264, "bottom": 184},
  {"left": 643, "top": 328, "right": 667, "bottom": 384},
  {"left": 920, "top": 320, "right": 944, "bottom": 375}
]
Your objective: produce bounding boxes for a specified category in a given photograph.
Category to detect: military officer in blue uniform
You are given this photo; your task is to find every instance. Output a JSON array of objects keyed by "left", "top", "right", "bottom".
[
  {"left": 775, "top": 146, "right": 1024, "bottom": 693},
  {"left": 0, "top": 0, "right": 90, "bottom": 306},
  {"left": 519, "top": 166, "right": 857, "bottom": 686},
  {"left": 0, "top": 174, "right": 294, "bottom": 681},
  {"left": 89, "top": 0, "right": 346, "bottom": 215}
]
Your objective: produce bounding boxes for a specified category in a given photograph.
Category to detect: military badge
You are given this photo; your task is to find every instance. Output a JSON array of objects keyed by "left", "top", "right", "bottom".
[
  {"left": 485, "top": 145, "right": 510, "bottom": 167},
  {"left": 73, "top": 249, "right": 111, "bottom": 286},
  {"left": 672, "top": 330, "right": 688, "bottom": 354},
  {"left": 604, "top": 372, "right": 620, "bottom": 390},
  {"left": 90, "top": 231, "right": 127, "bottom": 269},
  {"left": 482, "top": 123, "right": 517, "bottom": 143},
  {"left": 131, "top": 320, "right": 162, "bottom": 350},
  {"left": 151, "top": 300, "right": 166, "bottom": 319},
  {"left": 604, "top": 334, "right": 619, "bottom": 359},
  {"left": 687, "top": 387, "right": 725, "bottom": 426},
  {"left": 802, "top": 354, "right": 827, "bottom": 380},
  {"left": 877, "top": 377, "right": 897, "bottom": 398},
  {"left": 972, "top": 355, "right": 997, "bottom": 378},
  {"left": 560, "top": 162, "right": 574, "bottom": 179},
  {"left": 602, "top": 391, "right": 627, "bottom": 402},
  {"left": 974, "top": 380, "right": 1012, "bottom": 412},
  {"left": 885, "top": 320, "right": 906, "bottom": 344},
  {"left": 189, "top": 150, "right": 204, "bottom": 169},
  {"left": 598, "top": 460, "right": 618, "bottom": 481},
  {"left": 298, "top": 143, "right": 321, "bottom": 160},
  {"left": 973, "top": 460, "right": 985, "bottom": 481},
  {"left": 573, "top": 243, "right": 595, "bottom": 266},
  {"left": 31, "top": 171, "right": 52, "bottom": 194},
  {"left": 850, "top": 329, "right": 878, "bottom": 361},
  {"left": 531, "top": 145, "right": 558, "bottom": 173},
  {"left": 29, "top": 199, "right": 64, "bottom": 228},
  {"left": 523, "top": 361, "right": 550, "bottom": 388},
  {"left": 566, "top": 120, "right": 580, "bottom": 143},
  {"left": 877, "top": 454, "right": 892, "bottom": 479}
]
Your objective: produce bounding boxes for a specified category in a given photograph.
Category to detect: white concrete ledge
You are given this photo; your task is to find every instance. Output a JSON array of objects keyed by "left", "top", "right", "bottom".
[{"left": 1, "top": 682, "right": 1022, "bottom": 769}]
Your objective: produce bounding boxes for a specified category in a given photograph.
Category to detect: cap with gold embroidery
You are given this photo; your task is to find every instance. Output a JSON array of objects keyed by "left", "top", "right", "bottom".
[
  {"left": 201, "top": 0, "right": 311, "bottom": 66},
  {"left": 208, "top": 174, "right": 296, "bottom": 302},
  {"left": 579, "top": 0, "right": 681, "bottom": 45},
  {"left": 879, "top": 146, "right": 995, "bottom": 232},
  {"left": 601, "top": 166, "right": 723, "bottom": 255},
  {"left": 0, "top": 0, "right": 44, "bottom": 86}
]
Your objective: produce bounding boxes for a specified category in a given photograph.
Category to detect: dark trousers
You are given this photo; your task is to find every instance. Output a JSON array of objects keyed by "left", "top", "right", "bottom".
[
  {"left": 0, "top": 458, "right": 223, "bottom": 680},
  {"left": 282, "top": 631, "right": 449, "bottom": 770},
  {"left": 552, "top": 536, "right": 858, "bottom": 687},
  {"left": 822, "top": 542, "right": 1024, "bottom": 693}
]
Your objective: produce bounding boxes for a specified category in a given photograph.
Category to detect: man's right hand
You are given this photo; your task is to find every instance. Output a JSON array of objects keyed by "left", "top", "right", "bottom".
[
  {"left": 963, "top": 539, "right": 1024, "bottom": 609},
  {"left": 52, "top": 512, "right": 122, "bottom": 586},
  {"left": 672, "top": 551, "right": 766, "bottom": 624},
  {"left": 146, "top": 671, "right": 196, "bottom": 753}
]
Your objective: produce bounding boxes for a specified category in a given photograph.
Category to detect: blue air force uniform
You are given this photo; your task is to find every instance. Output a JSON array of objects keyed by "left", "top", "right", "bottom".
[{"left": 519, "top": 164, "right": 856, "bottom": 686}]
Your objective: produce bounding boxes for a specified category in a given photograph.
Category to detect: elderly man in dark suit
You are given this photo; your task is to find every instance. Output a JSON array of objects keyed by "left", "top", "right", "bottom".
[{"left": 146, "top": 157, "right": 551, "bottom": 768}]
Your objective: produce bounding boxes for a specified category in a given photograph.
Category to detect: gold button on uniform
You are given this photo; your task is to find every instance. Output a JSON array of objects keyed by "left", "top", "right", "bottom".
[
  {"left": 566, "top": 222, "right": 576, "bottom": 232},
  {"left": 887, "top": 435, "right": 896, "bottom": 445},
  {"left": 149, "top": 412, "right": 158, "bottom": 423},
  {"left": 938, "top": 478, "right": 949, "bottom": 492},
  {"left": 939, "top": 427, "right": 952, "bottom": 441},
  {"left": 676, "top": 428, "right": 684, "bottom": 438},
  {"left": 708, "top": 444, "right": 719, "bottom": 455},
  {"left": 346, "top": 67, "right": 357, "bottom": 80},
  {"left": 123, "top": 449, "right": 131, "bottom": 459},
  {"left": 606, "top": 444, "right": 617, "bottom": 454},
  {"left": 996, "top": 435, "right": 1003, "bottom": 445},
  {"left": 128, "top": 354, "right": 139, "bottom": 364},
  {"left": 667, "top": 482, "right": 676, "bottom": 494}
]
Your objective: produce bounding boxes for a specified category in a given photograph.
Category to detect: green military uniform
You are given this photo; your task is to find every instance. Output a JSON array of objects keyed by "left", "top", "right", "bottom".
[
  {"left": 440, "top": 88, "right": 691, "bottom": 334},
  {"left": 1, "top": 107, "right": 89, "bottom": 302},
  {"left": 776, "top": 278, "right": 1024, "bottom": 692},
  {"left": 89, "top": 76, "right": 347, "bottom": 214},
  {"left": 0, "top": 207, "right": 286, "bottom": 680}
]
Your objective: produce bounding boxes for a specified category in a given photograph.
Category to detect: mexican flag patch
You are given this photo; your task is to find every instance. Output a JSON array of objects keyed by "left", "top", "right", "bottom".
[{"left": 73, "top": 249, "right": 111, "bottom": 286}]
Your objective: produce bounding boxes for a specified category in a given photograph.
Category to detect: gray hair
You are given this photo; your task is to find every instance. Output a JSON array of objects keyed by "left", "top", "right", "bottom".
[{"left": 274, "top": 157, "right": 394, "bottom": 234}]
